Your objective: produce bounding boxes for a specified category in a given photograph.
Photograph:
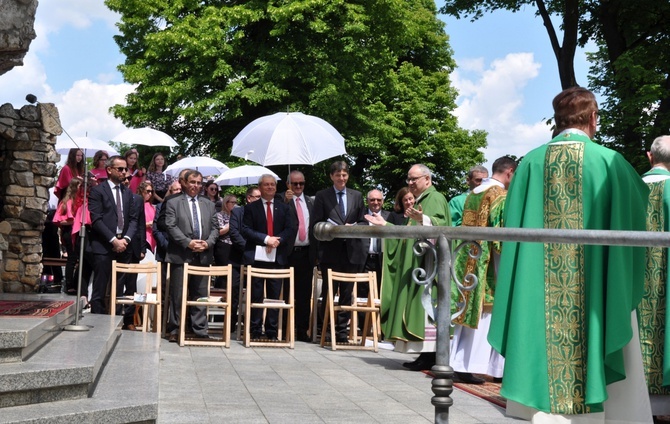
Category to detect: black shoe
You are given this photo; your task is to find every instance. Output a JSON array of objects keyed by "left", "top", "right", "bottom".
[
  {"left": 168, "top": 333, "right": 178, "bottom": 343},
  {"left": 265, "top": 333, "right": 278, "bottom": 341},
  {"left": 296, "top": 331, "right": 310, "bottom": 342},
  {"left": 192, "top": 333, "right": 212, "bottom": 340},
  {"left": 454, "top": 372, "right": 485, "bottom": 384},
  {"left": 335, "top": 335, "right": 349, "bottom": 344},
  {"left": 404, "top": 357, "right": 435, "bottom": 371},
  {"left": 250, "top": 331, "right": 262, "bottom": 340},
  {"left": 492, "top": 377, "right": 503, "bottom": 384}
]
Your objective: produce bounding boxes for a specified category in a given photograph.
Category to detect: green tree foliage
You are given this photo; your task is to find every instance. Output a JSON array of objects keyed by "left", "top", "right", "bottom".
[
  {"left": 106, "top": 0, "right": 486, "bottom": 198},
  {"left": 440, "top": 0, "right": 670, "bottom": 173}
]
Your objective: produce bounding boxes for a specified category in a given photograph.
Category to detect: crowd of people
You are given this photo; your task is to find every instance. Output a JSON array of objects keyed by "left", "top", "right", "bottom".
[{"left": 41, "top": 86, "right": 670, "bottom": 423}]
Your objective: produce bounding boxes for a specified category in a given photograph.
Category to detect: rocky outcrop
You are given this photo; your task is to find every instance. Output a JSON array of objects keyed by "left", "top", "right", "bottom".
[{"left": 0, "top": 0, "right": 38, "bottom": 76}]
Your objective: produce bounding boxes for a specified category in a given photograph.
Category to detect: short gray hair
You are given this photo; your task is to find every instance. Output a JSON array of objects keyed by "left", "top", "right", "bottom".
[{"left": 650, "top": 135, "right": 670, "bottom": 165}]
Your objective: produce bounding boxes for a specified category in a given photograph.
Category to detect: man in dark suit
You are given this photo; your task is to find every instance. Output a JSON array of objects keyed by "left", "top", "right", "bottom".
[
  {"left": 242, "top": 175, "right": 296, "bottom": 340},
  {"left": 311, "top": 161, "right": 368, "bottom": 343},
  {"left": 283, "top": 170, "right": 317, "bottom": 342},
  {"left": 87, "top": 155, "right": 139, "bottom": 323},
  {"left": 164, "top": 170, "right": 219, "bottom": 342},
  {"left": 228, "top": 186, "right": 261, "bottom": 333}
]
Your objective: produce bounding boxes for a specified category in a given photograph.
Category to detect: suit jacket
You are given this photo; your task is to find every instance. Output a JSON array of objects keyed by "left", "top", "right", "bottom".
[
  {"left": 228, "top": 206, "right": 246, "bottom": 265},
  {"left": 311, "top": 187, "right": 367, "bottom": 265},
  {"left": 361, "top": 209, "right": 390, "bottom": 254},
  {"left": 152, "top": 202, "right": 169, "bottom": 261},
  {"left": 241, "top": 198, "right": 296, "bottom": 266},
  {"left": 88, "top": 182, "right": 139, "bottom": 255},
  {"left": 128, "top": 194, "right": 147, "bottom": 259},
  {"left": 286, "top": 195, "right": 317, "bottom": 265},
  {"left": 164, "top": 194, "right": 219, "bottom": 265}
]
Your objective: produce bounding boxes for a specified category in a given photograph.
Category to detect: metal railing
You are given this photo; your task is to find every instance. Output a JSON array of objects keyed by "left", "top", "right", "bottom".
[{"left": 314, "top": 222, "right": 670, "bottom": 424}]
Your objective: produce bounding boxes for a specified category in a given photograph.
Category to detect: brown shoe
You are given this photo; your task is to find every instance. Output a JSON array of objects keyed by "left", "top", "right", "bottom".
[
  {"left": 122, "top": 324, "right": 136, "bottom": 331},
  {"left": 168, "top": 333, "right": 178, "bottom": 343}
]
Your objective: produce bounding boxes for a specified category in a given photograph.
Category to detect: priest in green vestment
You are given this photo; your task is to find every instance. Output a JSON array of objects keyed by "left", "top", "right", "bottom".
[
  {"left": 640, "top": 135, "right": 670, "bottom": 416},
  {"left": 366, "top": 163, "right": 450, "bottom": 371},
  {"left": 489, "top": 87, "right": 653, "bottom": 423},
  {"left": 450, "top": 156, "right": 516, "bottom": 384},
  {"left": 448, "top": 165, "right": 488, "bottom": 227}
]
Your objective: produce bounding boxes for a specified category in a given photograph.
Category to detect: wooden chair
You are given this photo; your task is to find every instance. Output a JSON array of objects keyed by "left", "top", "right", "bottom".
[
  {"left": 179, "top": 263, "right": 233, "bottom": 347},
  {"left": 320, "top": 270, "right": 380, "bottom": 352},
  {"left": 243, "top": 266, "right": 294, "bottom": 348},
  {"left": 308, "top": 267, "right": 322, "bottom": 343},
  {"left": 110, "top": 261, "right": 162, "bottom": 334}
]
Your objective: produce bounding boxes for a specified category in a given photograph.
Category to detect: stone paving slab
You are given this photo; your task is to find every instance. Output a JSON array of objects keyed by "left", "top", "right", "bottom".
[{"left": 158, "top": 340, "right": 525, "bottom": 423}]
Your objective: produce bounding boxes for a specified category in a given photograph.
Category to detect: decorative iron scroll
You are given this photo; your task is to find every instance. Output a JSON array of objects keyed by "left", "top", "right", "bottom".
[
  {"left": 411, "top": 239, "right": 438, "bottom": 321},
  {"left": 450, "top": 240, "right": 481, "bottom": 324}
]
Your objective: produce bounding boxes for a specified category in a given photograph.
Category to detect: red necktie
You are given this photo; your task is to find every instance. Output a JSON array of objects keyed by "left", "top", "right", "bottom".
[
  {"left": 296, "top": 197, "right": 306, "bottom": 242},
  {"left": 266, "top": 200, "right": 274, "bottom": 237}
]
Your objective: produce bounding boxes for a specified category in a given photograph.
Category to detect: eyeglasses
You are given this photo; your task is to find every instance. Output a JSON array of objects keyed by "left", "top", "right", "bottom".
[
  {"left": 406, "top": 175, "right": 427, "bottom": 184},
  {"left": 145, "top": 190, "right": 153, "bottom": 194},
  {"left": 114, "top": 167, "right": 128, "bottom": 172},
  {"left": 368, "top": 198, "right": 382, "bottom": 202},
  {"left": 290, "top": 182, "right": 305, "bottom": 186}
]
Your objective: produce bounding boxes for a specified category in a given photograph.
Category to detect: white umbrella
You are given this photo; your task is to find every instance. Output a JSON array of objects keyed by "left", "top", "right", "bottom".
[
  {"left": 231, "top": 112, "right": 346, "bottom": 166},
  {"left": 213, "top": 165, "right": 280, "bottom": 186},
  {"left": 111, "top": 127, "right": 179, "bottom": 147},
  {"left": 164, "top": 156, "right": 229, "bottom": 177},
  {"left": 55, "top": 136, "right": 119, "bottom": 158}
]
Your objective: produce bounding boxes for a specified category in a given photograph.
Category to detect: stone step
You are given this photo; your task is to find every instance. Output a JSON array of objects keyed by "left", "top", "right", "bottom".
[
  {"left": 0, "top": 326, "right": 159, "bottom": 423},
  {"left": 0, "top": 294, "right": 159, "bottom": 423}
]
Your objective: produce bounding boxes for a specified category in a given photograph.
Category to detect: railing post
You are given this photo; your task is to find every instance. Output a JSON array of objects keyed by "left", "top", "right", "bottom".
[{"left": 431, "top": 234, "right": 453, "bottom": 423}]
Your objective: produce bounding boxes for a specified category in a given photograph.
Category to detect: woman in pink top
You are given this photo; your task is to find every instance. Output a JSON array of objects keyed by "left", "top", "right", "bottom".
[
  {"left": 54, "top": 149, "right": 84, "bottom": 200},
  {"left": 124, "top": 149, "right": 146, "bottom": 193},
  {"left": 52, "top": 178, "right": 82, "bottom": 294},
  {"left": 138, "top": 181, "right": 156, "bottom": 253},
  {"left": 89, "top": 150, "right": 109, "bottom": 182}
]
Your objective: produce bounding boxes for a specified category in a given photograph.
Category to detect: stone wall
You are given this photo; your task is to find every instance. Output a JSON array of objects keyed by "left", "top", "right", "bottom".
[{"left": 0, "top": 102, "right": 61, "bottom": 292}]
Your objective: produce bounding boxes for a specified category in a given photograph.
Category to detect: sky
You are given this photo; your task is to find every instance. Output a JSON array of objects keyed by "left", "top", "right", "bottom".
[{"left": 0, "top": 1, "right": 594, "bottom": 173}]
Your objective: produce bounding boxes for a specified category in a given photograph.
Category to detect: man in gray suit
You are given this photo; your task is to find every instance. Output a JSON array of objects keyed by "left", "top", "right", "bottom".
[{"left": 165, "top": 169, "right": 219, "bottom": 342}]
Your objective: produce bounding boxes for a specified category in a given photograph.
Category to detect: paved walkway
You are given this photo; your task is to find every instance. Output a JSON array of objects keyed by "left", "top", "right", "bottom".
[{"left": 158, "top": 339, "right": 524, "bottom": 423}]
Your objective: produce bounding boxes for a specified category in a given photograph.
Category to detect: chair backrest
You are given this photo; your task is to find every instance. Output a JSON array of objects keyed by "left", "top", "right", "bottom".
[
  {"left": 185, "top": 264, "right": 232, "bottom": 295},
  {"left": 112, "top": 261, "right": 161, "bottom": 295},
  {"left": 246, "top": 266, "right": 295, "bottom": 301},
  {"left": 328, "top": 270, "right": 378, "bottom": 306}
]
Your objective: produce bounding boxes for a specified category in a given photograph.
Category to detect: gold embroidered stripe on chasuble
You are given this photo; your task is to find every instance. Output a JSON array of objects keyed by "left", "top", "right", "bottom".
[{"left": 544, "top": 143, "right": 588, "bottom": 414}]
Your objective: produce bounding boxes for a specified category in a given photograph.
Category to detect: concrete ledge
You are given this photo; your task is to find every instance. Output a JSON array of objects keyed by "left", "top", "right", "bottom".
[{"left": 0, "top": 293, "right": 77, "bottom": 363}]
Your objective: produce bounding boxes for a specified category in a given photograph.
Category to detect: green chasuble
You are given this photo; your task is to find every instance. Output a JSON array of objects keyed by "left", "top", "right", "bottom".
[
  {"left": 449, "top": 191, "right": 468, "bottom": 227},
  {"left": 453, "top": 185, "right": 506, "bottom": 328},
  {"left": 639, "top": 167, "right": 670, "bottom": 394},
  {"left": 380, "top": 185, "right": 450, "bottom": 342},
  {"left": 488, "top": 131, "right": 649, "bottom": 414}
]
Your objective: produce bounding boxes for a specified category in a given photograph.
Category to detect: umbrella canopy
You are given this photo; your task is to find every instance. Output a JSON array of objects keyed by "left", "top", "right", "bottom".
[
  {"left": 213, "top": 165, "right": 280, "bottom": 186},
  {"left": 111, "top": 127, "right": 179, "bottom": 147},
  {"left": 231, "top": 112, "right": 346, "bottom": 166},
  {"left": 164, "top": 156, "right": 229, "bottom": 177},
  {"left": 55, "top": 136, "right": 120, "bottom": 158}
]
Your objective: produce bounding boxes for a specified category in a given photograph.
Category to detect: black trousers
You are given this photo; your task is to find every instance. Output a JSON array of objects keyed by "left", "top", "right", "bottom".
[
  {"left": 287, "top": 247, "right": 313, "bottom": 337},
  {"left": 318, "top": 261, "right": 364, "bottom": 338},
  {"left": 250, "top": 261, "right": 282, "bottom": 336}
]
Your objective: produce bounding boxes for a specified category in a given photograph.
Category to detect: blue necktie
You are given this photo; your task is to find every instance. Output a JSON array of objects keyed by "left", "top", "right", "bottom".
[
  {"left": 337, "top": 191, "right": 345, "bottom": 217},
  {"left": 191, "top": 198, "right": 200, "bottom": 240}
]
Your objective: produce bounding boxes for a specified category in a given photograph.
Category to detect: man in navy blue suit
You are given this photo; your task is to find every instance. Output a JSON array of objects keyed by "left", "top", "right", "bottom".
[
  {"left": 242, "top": 175, "right": 296, "bottom": 340},
  {"left": 88, "top": 155, "right": 139, "bottom": 321},
  {"left": 311, "top": 161, "right": 367, "bottom": 343}
]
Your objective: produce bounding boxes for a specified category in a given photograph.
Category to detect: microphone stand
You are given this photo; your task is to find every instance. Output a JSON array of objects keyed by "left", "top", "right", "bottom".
[{"left": 27, "top": 94, "right": 89, "bottom": 331}]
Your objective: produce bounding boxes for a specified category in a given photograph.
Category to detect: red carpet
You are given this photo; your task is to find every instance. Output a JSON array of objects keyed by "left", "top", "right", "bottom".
[
  {"left": 422, "top": 371, "right": 506, "bottom": 408},
  {"left": 0, "top": 300, "right": 73, "bottom": 317}
]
